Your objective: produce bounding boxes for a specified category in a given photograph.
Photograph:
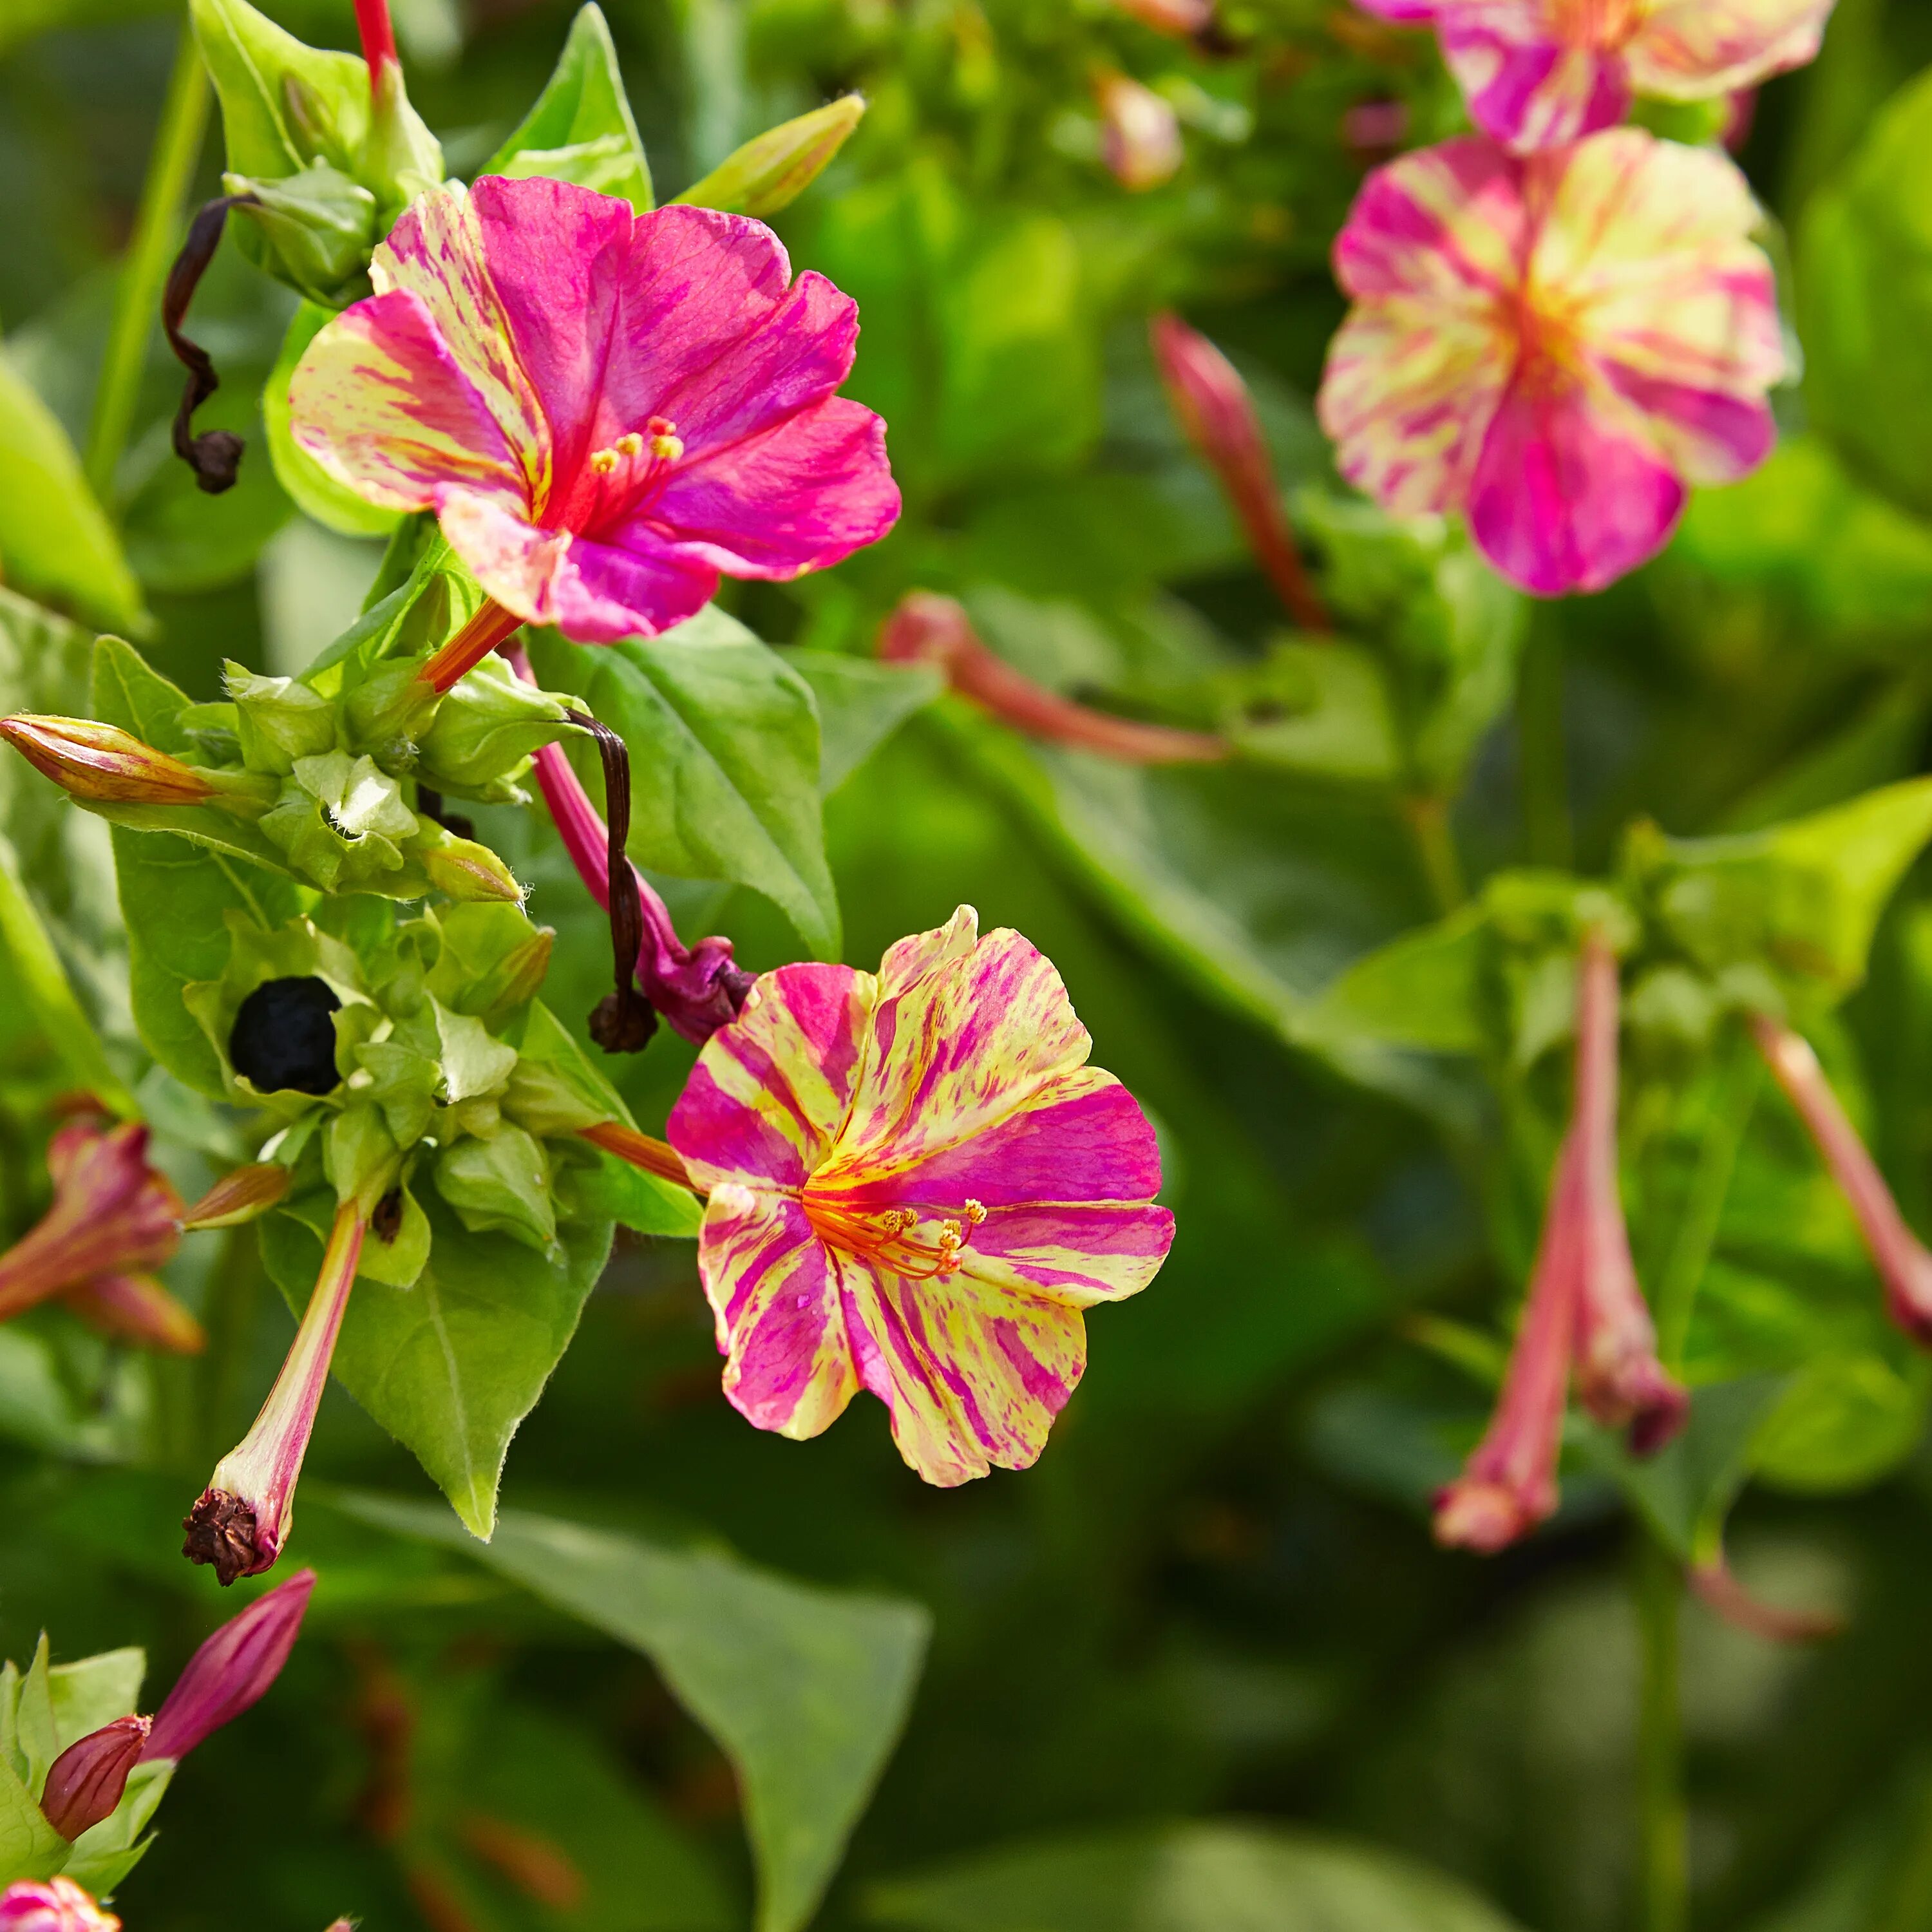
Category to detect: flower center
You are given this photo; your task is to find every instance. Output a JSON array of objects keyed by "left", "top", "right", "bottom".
[
  {"left": 573, "top": 419, "right": 687, "bottom": 536},
  {"left": 801, "top": 1191, "right": 989, "bottom": 1279},
  {"left": 1549, "top": 0, "right": 1642, "bottom": 49}
]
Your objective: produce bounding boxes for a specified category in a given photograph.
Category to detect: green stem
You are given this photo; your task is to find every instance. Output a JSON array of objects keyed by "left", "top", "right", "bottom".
[
  {"left": 1635, "top": 1528, "right": 1689, "bottom": 1932},
  {"left": 1403, "top": 793, "right": 1466, "bottom": 913},
  {"left": 1517, "top": 624, "right": 1572, "bottom": 868},
  {"left": 84, "top": 27, "right": 211, "bottom": 502}
]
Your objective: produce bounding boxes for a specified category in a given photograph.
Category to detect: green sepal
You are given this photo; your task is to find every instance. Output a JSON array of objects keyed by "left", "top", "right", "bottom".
[{"left": 435, "top": 1124, "right": 556, "bottom": 1251}]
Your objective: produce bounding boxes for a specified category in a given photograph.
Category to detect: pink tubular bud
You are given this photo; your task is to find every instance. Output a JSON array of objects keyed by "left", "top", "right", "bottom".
[
  {"left": 0, "top": 1880, "right": 119, "bottom": 1932},
  {"left": 182, "top": 1201, "right": 365, "bottom": 1584},
  {"left": 1750, "top": 1012, "right": 1932, "bottom": 1343},
  {"left": 1094, "top": 70, "right": 1184, "bottom": 191},
  {"left": 40, "top": 1716, "right": 149, "bottom": 1840},
  {"left": 62, "top": 1273, "right": 205, "bottom": 1354},
  {"left": 181, "top": 1162, "right": 292, "bottom": 1230},
  {"left": 1150, "top": 313, "right": 1331, "bottom": 632},
  {"left": 1569, "top": 932, "right": 1687, "bottom": 1455},
  {"left": 878, "top": 592, "right": 1230, "bottom": 764},
  {"left": 142, "top": 1568, "right": 316, "bottom": 1761}
]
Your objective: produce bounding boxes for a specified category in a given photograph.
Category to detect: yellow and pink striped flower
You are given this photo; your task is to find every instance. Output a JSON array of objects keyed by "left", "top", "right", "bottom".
[
  {"left": 666, "top": 909, "right": 1174, "bottom": 1486},
  {"left": 1356, "top": 0, "right": 1832, "bottom": 152},
  {"left": 1318, "top": 127, "right": 1783, "bottom": 598}
]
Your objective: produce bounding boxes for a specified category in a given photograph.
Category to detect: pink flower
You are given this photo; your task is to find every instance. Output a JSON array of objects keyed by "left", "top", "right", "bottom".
[
  {"left": 0, "top": 1881, "right": 117, "bottom": 1932},
  {"left": 143, "top": 1568, "right": 316, "bottom": 1758},
  {"left": 1318, "top": 128, "right": 1783, "bottom": 597},
  {"left": 1356, "top": 0, "right": 1832, "bottom": 152},
  {"left": 666, "top": 907, "right": 1175, "bottom": 1485},
  {"left": 289, "top": 177, "right": 900, "bottom": 688}
]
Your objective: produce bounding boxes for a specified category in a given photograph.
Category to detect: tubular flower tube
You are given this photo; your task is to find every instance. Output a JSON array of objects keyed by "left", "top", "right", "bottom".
[
  {"left": 1750, "top": 1013, "right": 1932, "bottom": 1342},
  {"left": 62, "top": 1273, "right": 205, "bottom": 1354},
  {"left": 580, "top": 1121, "right": 701, "bottom": 1194},
  {"left": 0, "top": 1882, "right": 118, "bottom": 1932},
  {"left": 878, "top": 592, "right": 1230, "bottom": 764},
  {"left": 142, "top": 1569, "right": 316, "bottom": 1760},
  {"left": 1569, "top": 931, "right": 1687, "bottom": 1453},
  {"left": 183, "top": 1204, "right": 366, "bottom": 1582},
  {"left": 1689, "top": 1549, "right": 1843, "bottom": 1643},
  {"left": 1354, "top": 0, "right": 1833, "bottom": 153},
  {"left": 506, "top": 648, "right": 753, "bottom": 1043},
  {"left": 1095, "top": 70, "right": 1184, "bottom": 191},
  {"left": 289, "top": 176, "right": 900, "bottom": 689},
  {"left": 353, "top": 0, "right": 399, "bottom": 80},
  {"left": 667, "top": 906, "right": 1175, "bottom": 1486},
  {"left": 1318, "top": 128, "right": 1783, "bottom": 597},
  {"left": 1150, "top": 313, "right": 1330, "bottom": 631},
  {"left": 0, "top": 1119, "right": 184, "bottom": 1323},
  {"left": 1434, "top": 1136, "right": 1582, "bottom": 1550},
  {"left": 40, "top": 1716, "right": 149, "bottom": 1841}
]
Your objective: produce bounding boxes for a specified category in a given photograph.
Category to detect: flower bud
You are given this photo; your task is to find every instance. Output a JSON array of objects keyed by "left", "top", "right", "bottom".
[
  {"left": 41, "top": 1716, "right": 150, "bottom": 1841},
  {"left": 414, "top": 657, "right": 574, "bottom": 801},
  {"left": 225, "top": 663, "right": 339, "bottom": 775},
  {"left": 182, "top": 1162, "right": 294, "bottom": 1229},
  {"left": 1094, "top": 71, "right": 1183, "bottom": 192},
  {"left": 227, "top": 164, "right": 380, "bottom": 307},
  {"left": 0, "top": 1878, "right": 119, "bottom": 1932},
  {"left": 418, "top": 825, "right": 525, "bottom": 904},
  {"left": 675, "top": 95, "right": 867, "bottom": 218},
  {"left": 2, "top": 716, "right": 216, "bottom": 806},
  {"left": 64, "top": 1273, "right": 205, "bottom": 1354},
  {"left": 144, "top": 1569, "right": 316, "bottom": 1754}
]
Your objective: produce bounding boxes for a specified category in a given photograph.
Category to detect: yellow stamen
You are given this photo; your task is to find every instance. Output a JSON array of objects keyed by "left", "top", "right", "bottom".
[{"left": 589, "top": 448, "right": 620, "bottom": 475}]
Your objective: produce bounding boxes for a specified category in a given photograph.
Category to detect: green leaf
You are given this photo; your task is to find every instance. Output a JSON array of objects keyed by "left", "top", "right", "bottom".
[
  {"left": 46, "top": 1651, "right": 143, "bottom": 1750},
  {"left": 1316, "top": 905, "right": 1492, "bottom": 1056},
  {"left": 335, "top": 1494, "right": 931, "bottom": 1932},
  {"left": 484, "top": 4, "right": 653, "bottom": 211},
  {"left": 1799, "top": 65, "right": 1932, "bottom": 520},
  {"left": 788, "top": 650, "right": 943, "bottom": 795},
  {"left": 60, "top": 1758, "right": 172, "bottom": 1895},
  {"left": 0, "top": 1750, "right": 63, "bottom": 1888},
  {"left": 864, "top": 1821, "right": 1527, "bottom": 1932},
  {"left": 91, "top": 639, "right": 302, "bottom": 1095},
  {"left": 529, "top": 614, "right": 840, "bottom": 958},
  {"left": 0, "top": 345, "right": 144, "bottom": 634},
  {"left": 261, "top": 1191, "right": 613, "bottom": 1540},
  {"left": 1750, "top": 1352, "right": 1927, "bottom": 1494},
  {"left": 263, "top": 303, "right": 400, "bottom": 537}
]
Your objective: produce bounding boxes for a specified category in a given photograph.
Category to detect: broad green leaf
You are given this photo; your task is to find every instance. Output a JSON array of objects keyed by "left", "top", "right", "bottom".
[
  {"left": 60, "top": 1759, "right": 173, "bottom": 1895},
  {"left": 336, "top": 1494, "right": 931, "bottom": 1932},
  {"left": 46, "top": 1651, "right": 143, "bottom": 1749},
  {"left": 788, "top": 650, "right": 943, "bottom": 795},
  {"left": 484, "top": 4, "right": 653, "bottom": 211},
  {"left": 1799, "top": 66, "right": 1932, "bottom": 520},
  {"left": 865, "top": 1821, "right": 1527, "bottom": 1932},
  {"left": 1751, "top": 1352, "right": 1928, "bottom": 1493},
  {"left": 1221, "top": 643, "right": 1399, "bottom": 782},
  {"left": 0, "top": 346, "right": 144, "bottom": 634},
  {"left": 1316, "top": 905, "right": 1492, "bottom": 1056},
  {"left": 91, "top": 639, "right": 302, "bottom": 1095},
  {"left": 261, "top": 1191, "right": 613, "bottom": 1540},
  {"left": 0, "top": 1748, "right": 62, "bottom": 1888},
  {"left": 15, "top": 1640, "right": 55, "bottom": 1798},
  {"left": 0, "top": 0, "right": 168, "bottom": 56},
  {"left": 529, "top": 614, "right": 840, "bottom": 959},
  {"left": 263, "top": 303, "right": 400, "bottom": 538}
]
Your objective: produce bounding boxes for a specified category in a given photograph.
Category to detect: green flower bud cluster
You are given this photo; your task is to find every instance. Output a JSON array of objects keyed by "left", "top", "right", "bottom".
[{"left": 187, "top": 903, "right": 633, "bottom": 1283}]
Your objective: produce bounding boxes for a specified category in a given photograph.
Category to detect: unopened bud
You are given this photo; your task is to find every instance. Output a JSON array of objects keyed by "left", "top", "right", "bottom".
[
  {"left": 1094, "top": 71, "right": 1183, "bottom": 192},
  {"left": 144, "top": 1568, "right": 316, "bottom": 1753},
  {"left": 182, "top": 1162, "right": 293, "bottom": 1229},
  {"left": 0, "top": 1878, "right": 120, "bottom": 1932},
  {"left": 41, "top": 1716, "right": 150, "bottom": 1841},
  {"left": 64, "top": 1273, "right": 206, "bottom": 1354},
  {"left": 419, "top": 826, "right": 525, "bottom": 904},
  {"left": 228, "top": 166, "right": 379, "bottom": 308},
  {"left": 225, "top": 663, "right": 339, "bottom": 775},
  {"left": 2, "top": 716, "right": 216, "bottom": 806},
  {"left": 675, "top": 94, "right": 867, "bottom": 217}
]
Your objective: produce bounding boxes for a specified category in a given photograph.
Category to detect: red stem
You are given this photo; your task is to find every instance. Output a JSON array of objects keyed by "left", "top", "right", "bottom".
[{"left": 354, "top": 0, "right": 399, "bottom": 80}]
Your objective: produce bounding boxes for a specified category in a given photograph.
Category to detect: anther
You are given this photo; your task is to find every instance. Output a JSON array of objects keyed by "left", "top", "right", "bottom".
[
  {"left": 645, "top": 416, "right": 684, "bottom": 462},
  {"left": 614, "top": 431, "right": 643, "bottom": 458},
  {"left": 589, "top": 448, "right": 620, "bottom": 475},
  {"left": 963, "top": 1200, "right": 987, "bottom": 1225}
]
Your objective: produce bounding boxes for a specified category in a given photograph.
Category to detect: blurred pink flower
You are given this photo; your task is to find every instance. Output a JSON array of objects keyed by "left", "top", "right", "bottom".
[
  {"left": 290, "top": 176, "right": 900, "bottom": 688},
  {"left": 667, "top": 907, "right": 1174, "bottom": 1484},
  {"left": 1318, "top": 128, "right": 1783, "bottom": 596},
  {"left": 1354, "top": 0, "right": 1831, "bottom": 151},
  {"left": 0, "top": 1881, "right": 117, "bottom": 1932}
]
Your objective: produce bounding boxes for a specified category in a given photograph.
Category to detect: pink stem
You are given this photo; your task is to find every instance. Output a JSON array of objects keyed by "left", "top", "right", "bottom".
[{"left": 354, "top": 0, "right": 399, "bottom": 81}]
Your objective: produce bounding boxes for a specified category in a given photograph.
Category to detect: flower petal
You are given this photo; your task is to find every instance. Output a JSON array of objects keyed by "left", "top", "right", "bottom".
[
  {"left": 546, "top": 527, "right": 721, "bottom": 641},
  {"left": 958, "top": 1197, "right": 1175, "bottom": 1308},
  {"left": 670, "top": 962, "right": 878, "bottom": 1192},
  {"left": 1626, "top": 0, "right": 1832, "bottom": 97},
  {"left": 1440, "top": 20, "right": 1630, "bottom": 149},
  {"left": 433, "top": 485, "right": 573, "bottom": 625},
  {"left": 641, "top": 397, "right": 900, "bottom": 579},
  {"left": 289, "top": 290, "right": 526, "bottom": 513},
  {"left": 701, "top": 1184, "right": 858, "bottom": 1439},
  {"left": 843, "top": 1261, "right": 1090, "bottom": 1484}
]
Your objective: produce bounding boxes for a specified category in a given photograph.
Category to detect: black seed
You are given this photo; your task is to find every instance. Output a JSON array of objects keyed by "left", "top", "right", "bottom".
[{"left": 229, "top": 976, "right": 342, "bottom": 1095}]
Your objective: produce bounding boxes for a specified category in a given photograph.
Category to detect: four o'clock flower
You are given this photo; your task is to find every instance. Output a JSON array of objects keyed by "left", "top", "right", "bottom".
[
  {"left": 1318, "top": 128, "right": 1783, "bottom": 597},
  {"left": 1356, "top": 0, "right": 1833, "bottom": 153},
  {"left": 0, "top": 1880, "right": 118, "bottom": 1932},
  {"left": 142, "top": 1567, "right": 316, "bottom": 1758},
  {"left": 289, "top": 175, "right": 900, "bottom": 692},
  {"left": 666, "top": 907, "right": 1174, "bottom": 1485}
]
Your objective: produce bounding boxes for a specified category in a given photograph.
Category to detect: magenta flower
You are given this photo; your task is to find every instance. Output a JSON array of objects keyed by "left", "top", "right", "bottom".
[
  {"left": 0, "top": 1882, "right": 117, "bottom": 1932},
  {"left": 1318, "top": 128, "right": 1783, "bottom": 596},
  {"left": 39, "top": 1718, "right": 149, "bottom": 1842},
  {"left": 665, "top": 907, "right": 1175, "bottom": 1485},
  {"left": 142, "top": 1568, "right": 315, "bottom": 1757},
  {"left": 289, "top": 176, "right": 900, "bottom": 688},
  {"left": 1355, "top": 0, "right": 1833, "bottom": 152}
]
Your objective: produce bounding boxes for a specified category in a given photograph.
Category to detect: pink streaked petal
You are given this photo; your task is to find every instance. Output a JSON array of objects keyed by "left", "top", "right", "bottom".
[
  {"left": 956, "top": 1199, "right": 1176, "bottom": 1308},
  {"left": 547, "top": 526, "right": 721, "bottom": 641},
  {"left": 1467, "top": 371, "right": 1685, "bottom": 595},
  {"left": 1600, "top": 368, "right": 1775, "bottom": 484},
  {"left": 1354, "top": 0, "right": 1439, "bottom": 17},
  {"left": 289, "top": 290, "right": 524, "bottom": 513},
  {"left": 642, "top": 397, "right": 901, "bottom": 580},
  {"left": 699, "top": 1184, "right": 857, "bottom": 1437},
  {"left": 670, "top": 962, "right": 878, "bottom": 1192},
  {"left": 374, "top": 184, "right": 551, "bottom": 500},
  {"left": 1627, "top": 0, "right": 1833, "bottom": 98},
  {"left": 876, "top": 904, "right": 982, "bottom": 997},
  {"left": 1330, "top": 138, "right": 1528, "bottom": 308},
  {"left": 843, "top": 1260, "right": 1090, "bottom": 1485},
  {"left": 1441, "top": 27, "right": 1630, "bottom": 149},
  {"left": 433, "top": 485, "right": 572, "bottom": 626}
]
